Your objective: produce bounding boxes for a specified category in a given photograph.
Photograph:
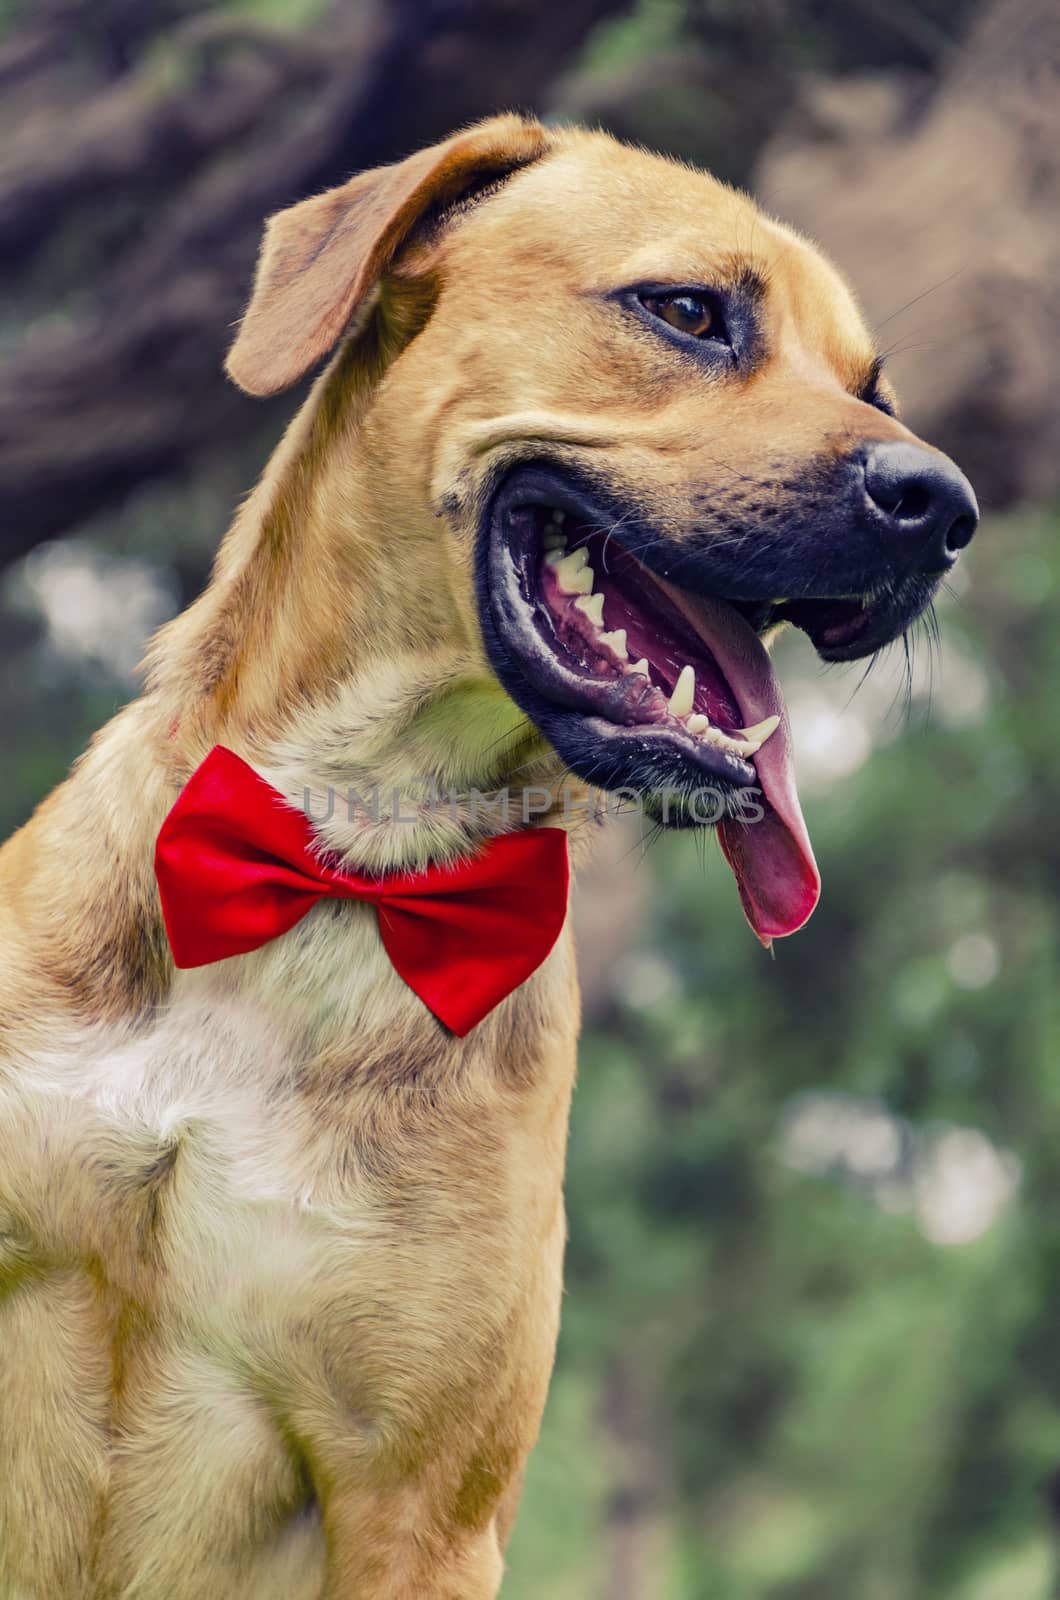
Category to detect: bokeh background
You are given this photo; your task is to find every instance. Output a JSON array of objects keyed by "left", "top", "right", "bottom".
[{"left": 3, "top": 1, "right": 1059, "bottom": 1595}]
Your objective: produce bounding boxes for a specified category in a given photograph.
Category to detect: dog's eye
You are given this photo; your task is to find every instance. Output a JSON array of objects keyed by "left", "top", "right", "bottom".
[{"left": 640, "top": 291, "right": 725, "bottom": 342}]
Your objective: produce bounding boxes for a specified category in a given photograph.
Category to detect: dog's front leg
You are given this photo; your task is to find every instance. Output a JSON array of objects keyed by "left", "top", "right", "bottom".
[{"left": 318, "top": 1480, "right": 505, "bottom": 1600}]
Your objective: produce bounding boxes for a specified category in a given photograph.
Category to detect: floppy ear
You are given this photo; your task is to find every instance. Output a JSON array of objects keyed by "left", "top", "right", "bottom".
[{"left": 226, "top": 114, "right": 550, "bottom": 397}]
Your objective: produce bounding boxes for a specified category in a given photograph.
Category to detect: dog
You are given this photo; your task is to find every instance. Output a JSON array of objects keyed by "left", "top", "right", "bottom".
[{"left": 0, "top": 114, "right": 977, "bottom": 1598}]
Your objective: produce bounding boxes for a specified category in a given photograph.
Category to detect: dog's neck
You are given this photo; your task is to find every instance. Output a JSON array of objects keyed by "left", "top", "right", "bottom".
[
  {"left": 148, "top": 342, "right": 582, "bottom": 872},
  {"left": 4, "top": 348, "right": 587, "bottom": 1041}
]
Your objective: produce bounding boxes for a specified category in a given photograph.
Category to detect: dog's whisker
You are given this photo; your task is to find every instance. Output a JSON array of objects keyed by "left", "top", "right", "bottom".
[{"left": 872, "top": 267, "right": 967, "bottom": 335}]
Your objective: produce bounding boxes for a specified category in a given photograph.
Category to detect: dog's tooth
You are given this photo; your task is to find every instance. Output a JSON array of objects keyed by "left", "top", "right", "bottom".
[
  {"left": 629, "top": 657, "right": 650, "bottom": 677},
  {"left": 600, "top": 627, "right": 627, "bottom": 659},
  {"left": 734, "top": 714, "right": 781, "bottom": 746},
  {"left": 699, "top": 723, "right": 742, "bottom": 752},
  {"left": 543, "top": 530, "right": 566, "bottom": 552},
  {"left": 668, "top": 664, "right": 695, "bottom": 718},
  {"left": 672, "top": 706, "right": 779, "bottom": 756},
  {"left": 575, "top": 592, "right": 605, "bottom": 627},
  {"left": 546, "top": 544, "right": 583, "bottom": 571},
  {"left": 554, "top": 552, "right": 594, "bottom": 594},
  {"left": 709, "top": 724, "right": 774, "bottom": 757}
]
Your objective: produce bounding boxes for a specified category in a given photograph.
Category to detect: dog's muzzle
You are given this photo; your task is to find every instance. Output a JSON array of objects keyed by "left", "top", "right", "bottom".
[{"left": 473, "top": 440, "right": 977, "bottom": 944}]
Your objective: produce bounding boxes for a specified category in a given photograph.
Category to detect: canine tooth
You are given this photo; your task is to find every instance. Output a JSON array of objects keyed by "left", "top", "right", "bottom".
[
  {"left": 600, "top": 627, "right": 627, "bottom": 659},
  {"left": 629, "top": 657, "right": 650, "bottom": 677},
  {"left": 735, "top": 714, "right": 781, "bottom": 746},
  {"left": 575, "top": 592, "right": 605, "bottom": 627},
  {"left": 554, "top": 552, "right": 593, "bottom": 594},
  {"left": 687, "top": 713, "right": 710, "bottom": 735},
  {"left": 668, "top": 664, "right": 695, "bottom": 718},
  {"left": 543, "top": 530, "right": 566, "bottom": 551}
]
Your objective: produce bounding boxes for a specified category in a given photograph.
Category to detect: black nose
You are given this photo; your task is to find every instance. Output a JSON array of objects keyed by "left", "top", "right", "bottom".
[{"left": 863, "top": 442, "right": 978, "bottom": 573}]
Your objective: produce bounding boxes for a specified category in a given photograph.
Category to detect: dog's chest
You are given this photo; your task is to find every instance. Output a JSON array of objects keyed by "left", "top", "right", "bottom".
[
  {"left": 4, "top": 946, "right": 564, "bottom": 1384},
  {"left": 0, "top": 979, "right": 335, "bottom": 1593},
  {"left": 0, "top": 927, "right": 576, "bottom": 1596}
]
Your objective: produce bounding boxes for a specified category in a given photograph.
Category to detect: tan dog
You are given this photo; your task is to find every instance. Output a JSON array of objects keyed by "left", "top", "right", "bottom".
[{"left": 0, "top": 115, "right": 977, "bottom": 1598}]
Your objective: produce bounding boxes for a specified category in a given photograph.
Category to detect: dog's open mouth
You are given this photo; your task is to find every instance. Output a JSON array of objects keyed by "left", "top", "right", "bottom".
[
  {"left": 510, "top": 512, "right": 790, "bottom": 784},
  {"left": 480, "top": 467, "right": 825, "bottom": 944}
]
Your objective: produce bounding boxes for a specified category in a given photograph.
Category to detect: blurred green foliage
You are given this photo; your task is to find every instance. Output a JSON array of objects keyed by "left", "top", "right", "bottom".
[{"left": 504, "top": 511, "right": 1060, "bottom": 1598}]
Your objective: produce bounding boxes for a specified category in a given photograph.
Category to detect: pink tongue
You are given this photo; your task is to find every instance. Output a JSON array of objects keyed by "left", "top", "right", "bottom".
[{"left": 660, "top": 584, "right": 821, "bottom": 945}]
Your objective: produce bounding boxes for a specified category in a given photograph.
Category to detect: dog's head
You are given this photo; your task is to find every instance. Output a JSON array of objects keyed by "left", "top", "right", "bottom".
[{"left": 229, "top": 115, "right": 978, "bottom": 941}]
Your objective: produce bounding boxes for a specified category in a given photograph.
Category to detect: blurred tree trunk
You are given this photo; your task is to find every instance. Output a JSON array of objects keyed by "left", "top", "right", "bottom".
[
  {"left": 755, "top": 0, "right": 1060, "bottom": 509},
  {"left": 0, "top": 0, "right": 631, "bottom": 565},
  {"left": 599, "top": 1355, "right": 671, "bottom": 1600}
]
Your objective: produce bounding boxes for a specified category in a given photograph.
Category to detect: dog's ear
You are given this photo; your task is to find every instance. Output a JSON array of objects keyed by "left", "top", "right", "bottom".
[{"left": 226, "top": 114, "right": 550, "bottom": 397}]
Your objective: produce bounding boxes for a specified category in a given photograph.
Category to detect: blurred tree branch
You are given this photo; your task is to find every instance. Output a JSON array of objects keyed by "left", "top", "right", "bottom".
[
  {"left": 0, "top": 0, "right": 631, "bottom": 566},
  {"left": 2, "top": 0, "right": 1051, "bottom": 565}
]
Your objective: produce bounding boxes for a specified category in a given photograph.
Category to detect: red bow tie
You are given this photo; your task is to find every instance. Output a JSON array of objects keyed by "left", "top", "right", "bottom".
[{"left": 154, "top": 747, "right": 570, "bottom": 1036}]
